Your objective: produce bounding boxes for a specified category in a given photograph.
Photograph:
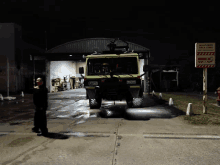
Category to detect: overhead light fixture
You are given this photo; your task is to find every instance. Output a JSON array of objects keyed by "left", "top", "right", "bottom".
[{"left": 69, "top": 55, "right": 72, "bottom": 56}]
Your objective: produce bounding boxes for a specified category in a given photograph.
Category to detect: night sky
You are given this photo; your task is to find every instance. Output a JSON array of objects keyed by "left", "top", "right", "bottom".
[{"left": 1, "top": 1, "right": 219, "bottom": 65}]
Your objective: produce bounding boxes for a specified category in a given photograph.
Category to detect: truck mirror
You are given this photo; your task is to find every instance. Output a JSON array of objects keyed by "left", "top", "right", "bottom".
[
  {"left": 143, "top": 65, "right": 150, "bottom": 72},
  {"left": 79, "top": 67, "right": 84, "bottom": 74}
]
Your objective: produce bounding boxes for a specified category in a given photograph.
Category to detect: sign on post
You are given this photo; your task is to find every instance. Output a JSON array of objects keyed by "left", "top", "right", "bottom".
[
  {"left": 195, "top": 43, "right": 215, "bottom": 68},
  {"left": 195, "top": 42, "right": 216, "bottom": 114}
]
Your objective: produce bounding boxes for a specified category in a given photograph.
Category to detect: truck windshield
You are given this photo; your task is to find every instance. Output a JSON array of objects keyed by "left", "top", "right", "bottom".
[{"left": 87, "top": 57, "right": 138, "bottom": 75}]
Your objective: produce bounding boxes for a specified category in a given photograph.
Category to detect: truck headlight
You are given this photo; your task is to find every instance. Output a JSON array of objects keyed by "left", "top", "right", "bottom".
[
  {"left": 126, "top": 80, "right": 136, "bottom": 84},
  {"left": 88, "top": 81, "right": 98, "bottom": 86}
]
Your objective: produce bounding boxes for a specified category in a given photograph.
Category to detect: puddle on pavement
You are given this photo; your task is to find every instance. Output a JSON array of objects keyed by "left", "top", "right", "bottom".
[
  {"left": 56, "top": 115, "right": 71, "bottom": 118},
  {"left": 9, "top": 122, "right": 22, "bottom": 125},
  {"left": 57, "top": 110, "right": 69, "bottom": 112},
  {"left": 7, "top": 137, "right": 34, "bottom": 147},
  {"left": 59, "top": 131, "right": 110, "bottom": 138},
  {"left": 53, "top": 98, "right": 179, "bottom": 120},
  {"left": 49, "top": 100, "right": 62, "bottom": 103}
]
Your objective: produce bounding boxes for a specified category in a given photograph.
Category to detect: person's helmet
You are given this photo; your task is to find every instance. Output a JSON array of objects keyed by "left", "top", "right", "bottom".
[
  {"left": 36, "top": 77, "right": 43, "bottom": 86},
  {"left": 36, "top": 77, "right": 42, "bottom": 82}
]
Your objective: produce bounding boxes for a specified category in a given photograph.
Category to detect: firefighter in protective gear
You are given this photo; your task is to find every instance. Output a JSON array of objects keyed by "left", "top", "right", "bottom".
[{"left": 32, "top": 77, "right": 49, "bottom": 136}]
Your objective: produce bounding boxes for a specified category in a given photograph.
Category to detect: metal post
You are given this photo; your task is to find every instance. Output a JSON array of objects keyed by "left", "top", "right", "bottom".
[
  {"left": 148, "top": 52, "right": 150, "bottom": 94},
  {"left": 176, "top": 70, "right": 179, "bottom": 87},
  {"left": 33, "top": 55, "right": 35, "bottom": 88},
  {"left": 7, "top": 57, "right": 9, "bottom": 97},
  {"left": 144, "top": 56, "right": 148, "bottom": 94},
  {"left": 203, "top": 68, "right": 207, "bottom": 114},
  {"left": 45, "top": 31, "right": 47, "bottom": 51},
  {"left": 160, "top": 68, "right": 161, "bottom": 91}
]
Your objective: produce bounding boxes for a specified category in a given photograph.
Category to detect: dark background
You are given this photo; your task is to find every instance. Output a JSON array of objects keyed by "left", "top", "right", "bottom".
[{"left": 1, "top": 0, "right": 220, "bottom": 91}]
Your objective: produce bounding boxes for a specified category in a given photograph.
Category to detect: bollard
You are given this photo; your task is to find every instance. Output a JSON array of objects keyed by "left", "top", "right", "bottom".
[
  {"left": 217, "top": 87, "right": 220, "bottom": 106},
  {"left": 21, "top": 91, "right": 24, "bottom": 97},
  {"left": 159, "top": 93, "right": 162, "bottom": 99},
  {"left": 152, "top": 90, "right": 155, "bottom": 96},
  {"left": 186, "top": 103, "right": 193, "bottom": 116},
  {"left": 0, "top": 94, "right": 3, "bottom": 101},
  {"left": 169, "top": 98, "right": 173, "bottom": 106}
]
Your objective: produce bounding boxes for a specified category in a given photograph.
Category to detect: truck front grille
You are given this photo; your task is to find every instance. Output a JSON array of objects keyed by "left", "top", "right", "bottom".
[{"left": 107, "top": 89, "right": 117, "bottom": 95}]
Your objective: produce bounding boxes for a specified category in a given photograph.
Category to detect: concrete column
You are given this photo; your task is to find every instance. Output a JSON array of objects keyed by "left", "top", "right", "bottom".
[
  {"left": 203, "top": 68, "right": 207, "bottom": 114},
  {"left": 7, "top": 57, "right": 9, "bottom": 97},
  {"left": 160, "top": 69, "right": 161, "bottom": 90},
  {"left": 144, "top": 52, "right": 150, "bottom": 94},
  {"left": 33, "top": 55, "right": 35, "bottom": 88},
  {"left": 177, "top": 70, "right": 179, "bottom": 88},
  {"left": 144, "top": 58, "right": 148, "bottom": 94},
  {"left": 148, "top": 52, "right": 151, "bottom": 94},
  {"left": 45, "top": 59, "right": 51, "bottom": 93}
]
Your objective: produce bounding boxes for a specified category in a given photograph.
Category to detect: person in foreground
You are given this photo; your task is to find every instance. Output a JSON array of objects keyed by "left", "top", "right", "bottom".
[{"left": 32, "top": 77, "right": 49, "bottom": 137}]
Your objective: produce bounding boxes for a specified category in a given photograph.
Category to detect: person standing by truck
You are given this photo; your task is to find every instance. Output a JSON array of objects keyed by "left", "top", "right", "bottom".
[{"left": 32, "top": 77, "right": 49, "bottom": 136}]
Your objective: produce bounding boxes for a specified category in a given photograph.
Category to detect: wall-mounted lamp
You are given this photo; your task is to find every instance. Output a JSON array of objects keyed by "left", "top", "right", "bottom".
[{"left": 69, "top": 55, "right": 72, "bottom": 56}]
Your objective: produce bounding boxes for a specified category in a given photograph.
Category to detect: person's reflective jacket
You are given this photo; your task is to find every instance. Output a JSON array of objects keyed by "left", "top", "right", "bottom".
[{"left": 33, "top": 85, "right": 48, "bottom": 110}]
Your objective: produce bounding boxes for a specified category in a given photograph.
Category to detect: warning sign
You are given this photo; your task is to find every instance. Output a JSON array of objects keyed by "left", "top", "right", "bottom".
[{"left": 195, "top": 43, "right": 215, "bottom": 68}]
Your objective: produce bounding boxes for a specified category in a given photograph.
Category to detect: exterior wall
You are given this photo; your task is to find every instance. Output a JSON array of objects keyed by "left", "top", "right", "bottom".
[
  {"left": 0, "top": 23, "right": 15, "bottom": 61},
  {"left": 14, "top": 23, "right": 23, "bottom": 93},
  {"left": 0, "top": 23, "right": 15, "bottom": 94},
  {"left": 0, "top": 23, "right": 45, "bottom": 94},
  {"left": 46, "top": 60, "right": 51, "bottom": 92}
]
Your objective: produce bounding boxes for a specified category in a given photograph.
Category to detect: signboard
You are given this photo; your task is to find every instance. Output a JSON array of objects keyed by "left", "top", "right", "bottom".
[{"left": 195, "top": 43, "right": 215, "bottom": 68}]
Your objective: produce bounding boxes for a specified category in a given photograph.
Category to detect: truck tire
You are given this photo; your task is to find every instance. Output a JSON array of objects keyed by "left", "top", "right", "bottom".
[
  {"left": 132, "top": 97, "right": 143, "bottom": 108},
  {"left": 89, "top": 98, "right": 102, "bottom": 109},
  {"left": 97, "top": 98, "right": 102, "bottom": 109},
  {"left": 126, "top": 98, "right": 133, "bottom": 108},
  {"left": 141, "top": 80, "right": 144, "bottom": 93}
]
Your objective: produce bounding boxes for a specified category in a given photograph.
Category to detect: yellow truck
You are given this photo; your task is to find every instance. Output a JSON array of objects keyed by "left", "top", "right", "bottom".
[{"left": 79, "top": 52, "right": 148, "bottom": 109}]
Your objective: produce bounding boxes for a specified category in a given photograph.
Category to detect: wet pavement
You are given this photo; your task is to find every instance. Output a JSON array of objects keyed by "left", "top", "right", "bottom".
[{"left": 0, "top": 89, "right": 220, "bottom": 164}]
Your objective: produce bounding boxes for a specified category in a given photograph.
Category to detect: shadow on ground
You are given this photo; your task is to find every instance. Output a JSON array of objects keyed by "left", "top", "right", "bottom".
[
  {"left": 42, "top": 132, "right": 70, "bottom": 139},
  {"left": 98, "top": 94, "right": 186, "bottom": 120}
]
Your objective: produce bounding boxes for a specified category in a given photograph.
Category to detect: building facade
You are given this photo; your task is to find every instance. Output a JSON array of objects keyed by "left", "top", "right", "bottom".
[{"left": 0, "top": 23, "right": 45, "bottom": 95}]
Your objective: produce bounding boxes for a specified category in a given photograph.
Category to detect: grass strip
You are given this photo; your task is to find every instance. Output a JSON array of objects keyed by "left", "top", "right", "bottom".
[{"left": 153, "top": 92, "right": 220, "bottom": 125}]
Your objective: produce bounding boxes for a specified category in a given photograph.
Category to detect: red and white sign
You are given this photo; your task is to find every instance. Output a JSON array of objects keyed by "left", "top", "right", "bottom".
[{"left": 195, "top": 43, "right": 215, "bottom": 68}]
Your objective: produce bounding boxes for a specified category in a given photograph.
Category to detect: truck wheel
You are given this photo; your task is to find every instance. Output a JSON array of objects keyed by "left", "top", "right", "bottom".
[
  {"left": 89, "top": 98, "right": 102, "bottom": 109},
  {"left": 96, "top": 98, "right": 102, "bottom": 109},
  {"left": 141, "top": 80, "right": 144, "bottom": 93},
  {"left": 89, "top": 99, "right": 97, "bottom": 109},
  {"left": 126, "top": 98, "right": 133, "bottom": 108},
  {"left": 132, "top": 97, "right": 143, "bottom": 108}
]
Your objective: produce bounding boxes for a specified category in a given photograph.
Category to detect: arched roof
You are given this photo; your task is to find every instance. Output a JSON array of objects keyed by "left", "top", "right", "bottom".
[{"left": 46, "top": 38, "right": 149, "bottom": 54}]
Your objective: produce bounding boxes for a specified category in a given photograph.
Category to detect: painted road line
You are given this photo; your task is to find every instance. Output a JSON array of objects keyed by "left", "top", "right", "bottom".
[
  {"left": 1, "top": 132, "right": 220, "bottom": 140},
  {"left": 143, "top": 134, "right": 220, "bottom": 139}
]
